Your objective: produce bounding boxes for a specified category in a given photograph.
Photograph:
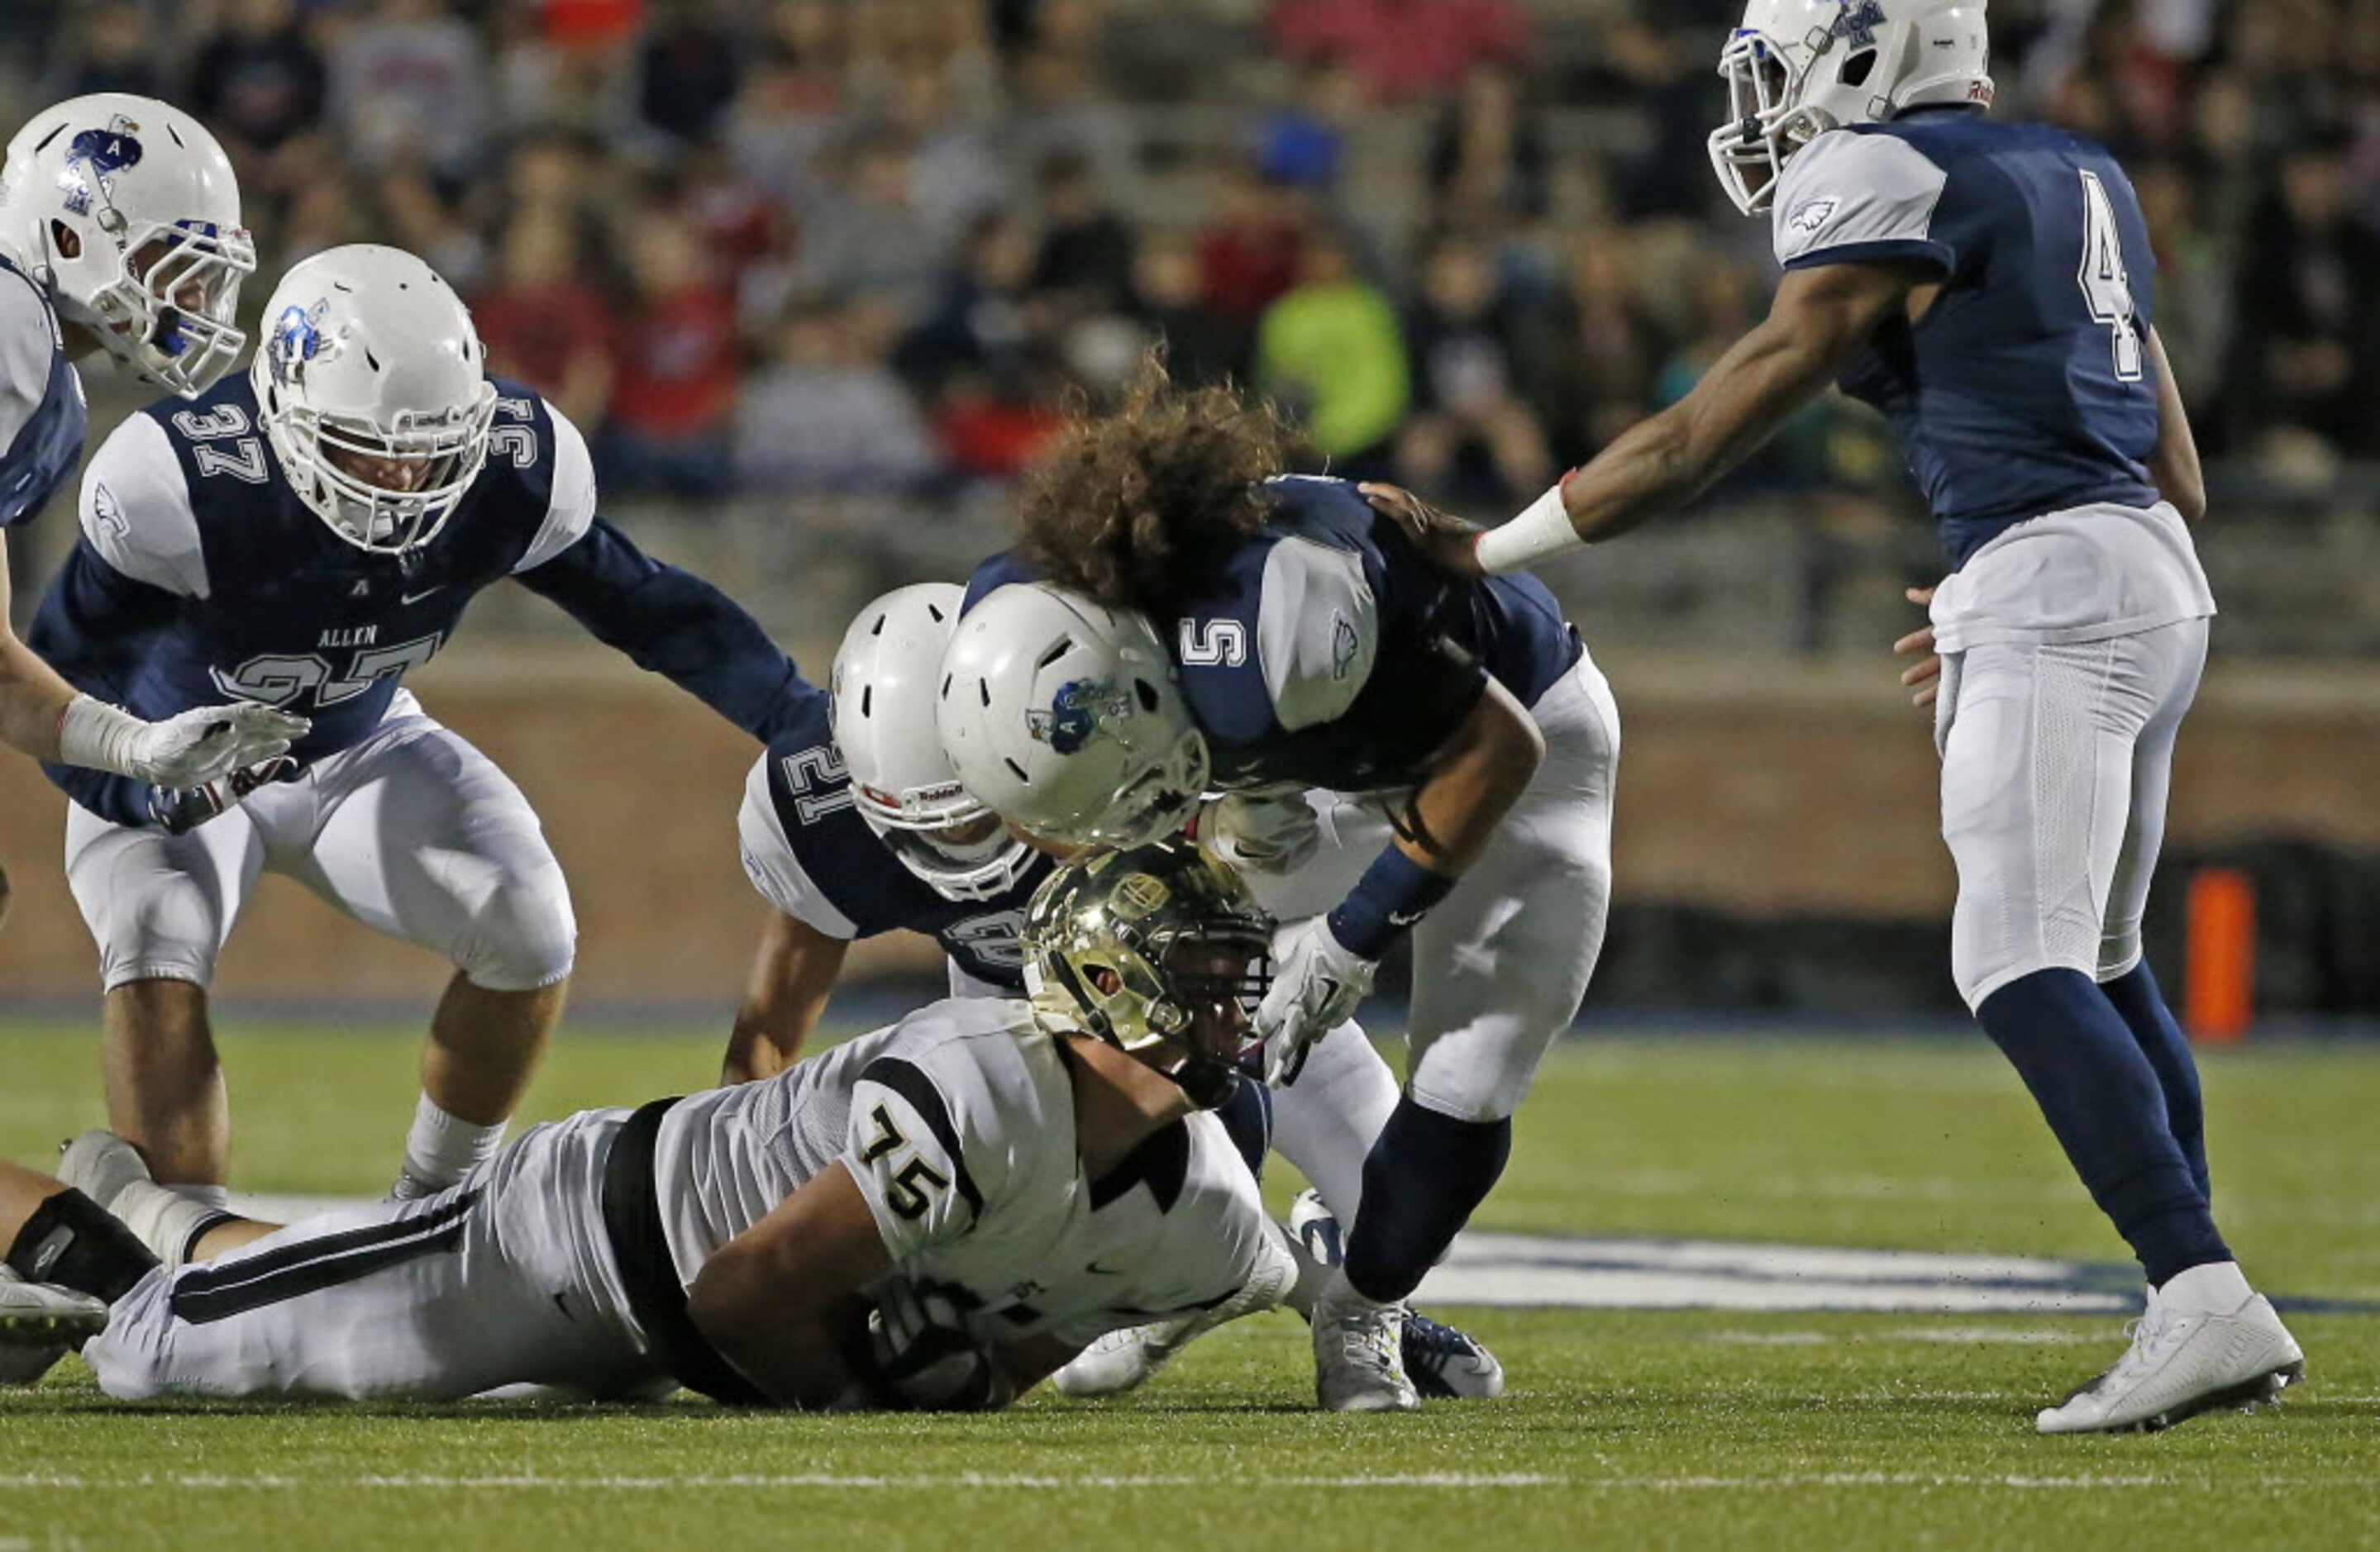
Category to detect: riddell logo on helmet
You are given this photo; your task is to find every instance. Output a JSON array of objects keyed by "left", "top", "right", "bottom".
[{"left": 1969, "top": 79, "right": 1996, "bottom": 103}]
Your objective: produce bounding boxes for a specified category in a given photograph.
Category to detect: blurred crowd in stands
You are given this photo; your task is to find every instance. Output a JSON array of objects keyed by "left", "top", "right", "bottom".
[{"left": 12, "top": 0, "right": 2380, "bottom": 515}]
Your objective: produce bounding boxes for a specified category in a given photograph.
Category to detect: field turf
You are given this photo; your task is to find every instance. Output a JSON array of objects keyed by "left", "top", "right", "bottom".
[{"left": 0, "top": 1021, "right": 2373, "bottom": 1550}]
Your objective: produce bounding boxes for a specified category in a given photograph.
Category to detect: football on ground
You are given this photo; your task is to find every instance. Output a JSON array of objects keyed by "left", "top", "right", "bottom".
[{"left": 0, "top": 1020, "right": 2371, "bottom": 1550}]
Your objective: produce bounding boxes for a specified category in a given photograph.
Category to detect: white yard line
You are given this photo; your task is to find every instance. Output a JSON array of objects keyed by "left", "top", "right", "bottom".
[{"left": 0, "top": 1471, "right": 2321, "bottom": 1493}]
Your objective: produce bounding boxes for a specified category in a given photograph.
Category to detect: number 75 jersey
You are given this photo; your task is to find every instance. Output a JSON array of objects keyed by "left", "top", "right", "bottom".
[
  {"left": 29, "top": 371, "right": 590, "bottom": 766},
  {"left": 1770, "top": 112, "right": 2165, "bottom": 569}
]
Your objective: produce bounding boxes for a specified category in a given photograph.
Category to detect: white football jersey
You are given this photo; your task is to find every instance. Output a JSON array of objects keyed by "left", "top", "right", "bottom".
[{"left": 652, "top": 997, "right": 1282, "bottom": 1349}]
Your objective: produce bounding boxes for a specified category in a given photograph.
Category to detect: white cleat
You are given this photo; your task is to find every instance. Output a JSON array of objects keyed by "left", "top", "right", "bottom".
[
  {"left": 1311, "top": 1280, "right": 1419, "bottom": 1414},
  {"left": 1289, "top": 1190, "right": 1504, "bottom": 1401},
  {"left": 2036, "top": 1266, "right": 2306, "bottom": 1435},
  {"left": 0, "top": 1269, "right": 108, "bottom": 1386}
]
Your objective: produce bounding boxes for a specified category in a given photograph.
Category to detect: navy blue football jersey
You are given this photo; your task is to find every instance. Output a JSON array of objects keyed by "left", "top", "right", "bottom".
[
  {"left": 32, "top": 374, "right": 808, "bottom": 826},
  {"left": 967, "top": 474, "right": 1579, "bottom": 793},
  {"left": 0, "top": 255, "right": 88, "bottom": 529},
  {"left": 736, "top": 684, "right": 1053, "bottom": 991},
  {"left": 1771, "top": 109, "right": 2164, "bottom": 566}
]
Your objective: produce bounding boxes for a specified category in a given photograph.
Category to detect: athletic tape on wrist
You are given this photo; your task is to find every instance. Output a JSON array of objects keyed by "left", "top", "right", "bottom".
[
  {"left": 1474, "top": 480, "right": 1581, "bottom": 574},
  {"left": 1326, "top": 847, "right": 1458, "bottom": 959}
]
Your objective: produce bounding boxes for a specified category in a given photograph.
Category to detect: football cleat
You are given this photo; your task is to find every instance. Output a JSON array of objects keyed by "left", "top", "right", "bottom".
[
  {"left": 1311, "top": 1280, "right": 1419, "bottom": 1413},
  {"left": 2036, "top": 1271, "right": 2305, "bottom": 1435},
  {"left": 1289, "top": 1188, "right": 1504, "bottom": 1400},
  {"left": 1402, "top": 1310, "right": 1505, "bottom": 1401},
  {"left": 0, "top": 1269, "right": 108, "bottom": 1385}
]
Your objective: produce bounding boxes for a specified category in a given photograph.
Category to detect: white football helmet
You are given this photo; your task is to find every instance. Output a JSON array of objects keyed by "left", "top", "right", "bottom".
[
  {"left": 937, "top": 583, "right": 1209, "bottom": 850},
  {"left": 250, "top": 245, "right": 497, "bottom": 555},
  {"left": 0, "top": 94, "right": 255, "bottom": 396},
  {"left": 833, "top": 583, "right": 1037, "bottom": 902},
  {"left": 1709, "top": 0, "right": 1994, "bottom": 215}
]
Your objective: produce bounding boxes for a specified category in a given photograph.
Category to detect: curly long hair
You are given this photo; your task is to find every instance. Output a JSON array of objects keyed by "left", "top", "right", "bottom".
[{"left": 1015, "top": 357, "right": 1296, "bottom": 617}]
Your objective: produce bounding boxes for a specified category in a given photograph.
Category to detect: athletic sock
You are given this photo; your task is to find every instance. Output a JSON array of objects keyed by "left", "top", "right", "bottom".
[
  {"left": 164, "top": 1183, "right": 231, "bottom": 1212},
  {"left": 1339, "top": 1097, "right": 1511, "bottom": 1304},
  {"left": 2099, "top": 961, "right": 2211, "bottom": 1200},
  {"left": 83, "top": 1180, "right": 220, "bottom": 1271},
  {"left": 1977, "top": 968, "right": 2230, "bottom": 1286},
  {"left": 398, "top": 1093, "right": 505, "bottom": 1195},
  {"left": 2157, "top": 1259, "right": 2254, "bottom": 1313}
]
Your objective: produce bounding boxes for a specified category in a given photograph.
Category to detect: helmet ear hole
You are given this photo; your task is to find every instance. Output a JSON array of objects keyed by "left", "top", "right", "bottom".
[
  {"left": 1840, "top": 48, "right": 1878, "bottom": 88},
  {"left": 50, "top": 220, "right": 80, "bottom": 259},
  {"left": 1134, "top": 678, "right": 1159, "bottom": 712}
]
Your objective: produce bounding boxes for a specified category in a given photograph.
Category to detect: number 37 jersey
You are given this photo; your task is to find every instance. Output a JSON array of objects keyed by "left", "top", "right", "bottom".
[
  {"left": 30, "top": 372, "right": 595, "bottom": 768},
  {"left": 1772, "top": 111, "right": 2166, "bottom": 567}
]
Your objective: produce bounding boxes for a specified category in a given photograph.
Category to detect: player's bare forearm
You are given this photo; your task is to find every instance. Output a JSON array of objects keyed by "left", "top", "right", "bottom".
[
  {"left": 0, "top": 622, "right": 79, "bottom": 761},
  {"left": 2144, "top": 327, "right": 2206, "bottom": 525},
  {"left": 1557, "top": 261, "right": 1922, "bottom": 545},
  {"left": 1392, "top": 678, "right": 1544, "bottom": 874},
  {"left": 720, "top": 914, "right": 848, "bottom": 1084},
  {"left": 687, "top": 1162, "right": 894, "bottom": 1407}
]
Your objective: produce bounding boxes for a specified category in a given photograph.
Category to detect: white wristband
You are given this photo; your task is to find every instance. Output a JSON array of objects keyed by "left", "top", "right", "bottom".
[
  {"left": 55, "top": 693, "right": 147, "bottom": 778},
  {"left": 1474, "top": 482, "right": 1581, "bottom": 575}
]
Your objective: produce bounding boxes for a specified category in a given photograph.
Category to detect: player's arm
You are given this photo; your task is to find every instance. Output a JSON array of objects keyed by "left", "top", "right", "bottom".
[
  {"left": 685, "top": 1160, "right": 891, "bottom": 1407},
  {"left": 2144, "top": 326, "right": 2205, "bottom": 525},
  {"left": 0, "top": 560, "right": 83, "bottom": 759},
  {"left": 1375, "top": 259, "right": 1927, "bottom": 575},
  {"left": 515, "top": 517, "right": 813, "bottom": 743},
  {"left": 721, "top": 911, "right": 851, "bottom": 1083}
]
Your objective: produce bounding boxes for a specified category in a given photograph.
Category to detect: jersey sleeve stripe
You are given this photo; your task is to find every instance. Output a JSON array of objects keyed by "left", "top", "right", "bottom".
[
  {"left": 1086, "top": 1121, "right": 1191, "bottom": 1212},
  {"left": 856, "top": 1057, "right": 985, "bottom": 1216},
  {"left": 1782, "top": 237, "right": 1957, "bottom": 273}
]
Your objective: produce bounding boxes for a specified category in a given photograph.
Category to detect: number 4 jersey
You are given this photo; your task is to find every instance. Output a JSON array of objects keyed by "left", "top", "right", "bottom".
[
  {"left": 1772, "top": 109, "right": 2215, "bottom": 650},
  {"left": 31, "top": 372, "right": 806, "bottom": 824},
  {"left": 652, "top": 996, "right": 1285, "bottom": 1350}
]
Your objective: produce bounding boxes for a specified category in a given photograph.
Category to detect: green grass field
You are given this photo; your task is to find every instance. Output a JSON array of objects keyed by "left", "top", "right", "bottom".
[{"left": 1, "top": 1021, "right": 2374, "bottom": 1550}]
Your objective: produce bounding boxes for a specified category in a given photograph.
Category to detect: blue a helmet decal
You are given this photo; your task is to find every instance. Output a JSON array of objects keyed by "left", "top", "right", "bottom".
[
  {"left": 1027, "top": 678, "right": 1130, "bottom": 755},
  {"left": 266, "top": 300, "right": 333, "bottom": 389},
  {"left": 58, "top": 116, "right": 145, "bottom": 218},
  {"left": 1831, "top": 0, "right": 1888, "bottom": 49}
]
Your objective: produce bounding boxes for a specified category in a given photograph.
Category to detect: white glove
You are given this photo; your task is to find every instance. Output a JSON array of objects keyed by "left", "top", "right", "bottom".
[
  {"left": 58, "top": 696, "right": 309, "bottom": 788},
  {"left": 1257, "top": 916, "right": 1376, "bottom": 1087},
  {"left": 1197, "top": 792, "right": 1321, "bottom": 875},
  {"left": 867, "top": 1276, "right": 1001, "bottom": 1411}
]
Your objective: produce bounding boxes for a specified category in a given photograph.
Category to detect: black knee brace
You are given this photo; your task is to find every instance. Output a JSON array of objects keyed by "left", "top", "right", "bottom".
[{"left": 7, "top": 1188, "right": 161, "bottom": 1304}]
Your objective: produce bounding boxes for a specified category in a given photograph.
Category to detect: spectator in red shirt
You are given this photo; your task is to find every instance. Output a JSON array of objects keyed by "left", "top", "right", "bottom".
[
  {"left": 474, "top": 211, "right": 618, "bottom": 440},
  {"left": 1195, "top": 163, "right": 1312, "bottom": 326},
  {"left": 599, "top": 218, "right": 742, "bottom": 498}
]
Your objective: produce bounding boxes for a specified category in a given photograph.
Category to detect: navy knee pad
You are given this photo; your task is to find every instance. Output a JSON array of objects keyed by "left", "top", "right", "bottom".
[{"left": 7, "top": 1188, "right": 161, "bottom": 1304}]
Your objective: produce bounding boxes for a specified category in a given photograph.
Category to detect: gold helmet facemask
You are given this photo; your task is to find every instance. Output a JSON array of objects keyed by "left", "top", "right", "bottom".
[{"left": 1023, "top": 839, "right": 1273, "bottom": 1109}]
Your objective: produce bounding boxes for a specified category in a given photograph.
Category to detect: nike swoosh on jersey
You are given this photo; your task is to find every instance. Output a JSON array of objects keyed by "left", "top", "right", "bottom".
[{"left": 400, "top": 587, "right": 446, "bottom": 605}]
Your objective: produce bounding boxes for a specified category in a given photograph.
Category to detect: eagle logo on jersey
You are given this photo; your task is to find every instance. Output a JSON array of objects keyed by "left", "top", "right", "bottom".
[
  {"left": 59, "top": 117, "right": 145, "bottom": 217},
  {"left": 1829, "top": 0, "right": 1886, "bottom": 49},
  {"left": 265, "top": 300, "right": 335, "bottom": 389},
  {"left": 1027, "top": 678, "right": 1131, "bottom": 755},
  {"left": 1786, "top": 196, "right": 1841, "bottom": 235}
]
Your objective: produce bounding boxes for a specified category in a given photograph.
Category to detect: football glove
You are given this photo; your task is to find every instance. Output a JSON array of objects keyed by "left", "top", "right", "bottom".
[
  {"left": 1257, "top": 916, "right": 1376, "bottom": 1087},
  {"left": 147, "top": 755, "right": 303, "bottom": 836},
  {"left": 867, "top": 1275, "right": 1001, "bottom": 1412},
  {"left": 59, "top": 696, "right": 308, "bottom": 788},
  {"left": 1195, "top": 792, "right": 1321, "bottom": 876}
]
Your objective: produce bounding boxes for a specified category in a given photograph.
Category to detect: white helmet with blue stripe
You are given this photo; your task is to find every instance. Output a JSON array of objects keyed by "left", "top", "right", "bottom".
[
  {"left": 1710, "top": 0, "right": 1994, "bottom": 215},
  {"left": 0, "top": 93, "right": 255, "bottom": 396}
]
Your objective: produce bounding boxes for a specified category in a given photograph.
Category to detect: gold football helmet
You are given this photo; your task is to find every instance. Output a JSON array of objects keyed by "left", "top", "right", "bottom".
[{"left": 1023, "top": 839, "right": 1273, "bottom": 1107}]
